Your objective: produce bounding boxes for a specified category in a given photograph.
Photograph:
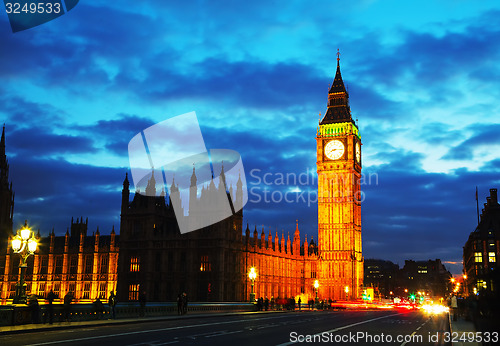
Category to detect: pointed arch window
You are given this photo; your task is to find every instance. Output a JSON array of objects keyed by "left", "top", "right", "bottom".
[
  {"left": 130, "top": 256, "right": 140, "bottom": 272},
  {"left": 200, "top": 255, "right": 211, "bottom": 272}
]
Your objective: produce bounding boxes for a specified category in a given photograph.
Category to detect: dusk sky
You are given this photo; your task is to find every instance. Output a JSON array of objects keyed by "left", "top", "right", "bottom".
[{"left": 2, "top": 1, "right": 500, "bottom": 275}]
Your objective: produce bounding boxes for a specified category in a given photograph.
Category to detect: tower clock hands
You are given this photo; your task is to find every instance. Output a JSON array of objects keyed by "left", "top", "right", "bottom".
[{"left": 324, "top": 139, "right": 345, "bottom": 160}]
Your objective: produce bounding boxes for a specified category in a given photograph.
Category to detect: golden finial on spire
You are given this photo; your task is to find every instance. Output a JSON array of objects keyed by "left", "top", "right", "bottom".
[{"left": 337, "top": 48, "right": 340, "bottom": 63}]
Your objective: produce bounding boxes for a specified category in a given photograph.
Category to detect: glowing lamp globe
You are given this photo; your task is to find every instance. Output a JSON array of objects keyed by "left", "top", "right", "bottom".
[
  {"left": 27, "top": 238, "right": 37, "bottom": 253},
  {"left": 20, "top": 227, "right": 31, "bottom": 241},
  {"left": 249, "top": 267, "right": 257, "bottom": 280},
  {"left": 12, "top": 236, "right": 22, "bottom": 252}
]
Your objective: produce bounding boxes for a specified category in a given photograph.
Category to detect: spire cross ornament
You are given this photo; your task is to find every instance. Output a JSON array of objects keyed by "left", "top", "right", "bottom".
[{"left": 337, "top": 49, "right": 340, "bottom": 62}]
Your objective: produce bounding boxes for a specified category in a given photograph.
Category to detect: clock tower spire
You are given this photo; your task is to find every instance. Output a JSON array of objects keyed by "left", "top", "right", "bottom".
[
  {"left": 316, "top": 52, "right": 363, "bottom": 300},
  {"left": 321, "top": 49, "right": 353, "bottom": 125}
]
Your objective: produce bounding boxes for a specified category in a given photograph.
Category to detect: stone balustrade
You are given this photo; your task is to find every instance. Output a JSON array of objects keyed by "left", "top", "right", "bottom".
[{"left": 0, "top": 302, "right": 256, "bottom": 326}]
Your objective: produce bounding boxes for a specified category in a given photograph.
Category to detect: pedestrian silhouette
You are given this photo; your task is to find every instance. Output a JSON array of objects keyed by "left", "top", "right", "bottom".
[
  {"left": 108, "top": 291, "right": 117, "bottom": 319},
  {"left": 29, "top": 294, "right": 39, "bottom": 324},
  {"left": 46, "top": 290, "right": 56, "bottom": 324},
  {"left": 63, "top": 292, "right": 73, "bottom": 322},
  {"left": 177, "top": 293, "right": 183, "bottom": 315},
  {"left": 93, "top": 297, "right": 105, "bottom": 319},
  {"left": 451, "top": 294, "right": 458, "bottom": 321},
  {"left": 182, "top": 292, "right": 188, "bottom": 315}
]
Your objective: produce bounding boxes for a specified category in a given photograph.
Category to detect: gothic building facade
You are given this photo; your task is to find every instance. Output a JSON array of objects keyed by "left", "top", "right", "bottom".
[
  {"left": 116, "top": 169, "right": 320, "bottom": 302},
  {"left": 0, "top": 58, "right": 363, "bottom": 303},
  {"left": 0, "top": 217, "right": 119, "bottom": 303}
]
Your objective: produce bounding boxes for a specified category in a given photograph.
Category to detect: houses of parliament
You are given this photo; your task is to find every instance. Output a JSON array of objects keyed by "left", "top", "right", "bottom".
[{"left": 0, "top": 57, "right": 363, "bottom": 303}]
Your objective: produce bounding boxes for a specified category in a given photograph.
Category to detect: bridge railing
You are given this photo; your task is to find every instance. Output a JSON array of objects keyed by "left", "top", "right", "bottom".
[{"left": 0, "top": 302, "right": 257, "bottom": 326}]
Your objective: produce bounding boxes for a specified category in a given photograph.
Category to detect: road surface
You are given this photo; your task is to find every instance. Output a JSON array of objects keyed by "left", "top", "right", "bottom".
[{"left": 0, "top": 309, "right": 450, "bottom": 345}]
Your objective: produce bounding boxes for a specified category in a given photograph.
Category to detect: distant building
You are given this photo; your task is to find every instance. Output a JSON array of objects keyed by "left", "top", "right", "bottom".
[
  {"left": 364, "top": 258, "right": 452, "bottom": 298},
  {"left": 364, "top": 259, "right": 399, "bottom": 297},
  {"left": 463, "top": 188, "right": 500, "bottom": 295},
  {"left": 399, "top": 259, "right": 451, "bottom": 297}
]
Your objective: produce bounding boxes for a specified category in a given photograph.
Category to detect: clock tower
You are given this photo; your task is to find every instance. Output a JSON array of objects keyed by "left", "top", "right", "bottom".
[{"left": 316, "top": 52, "right": 363, "bottom": 300}]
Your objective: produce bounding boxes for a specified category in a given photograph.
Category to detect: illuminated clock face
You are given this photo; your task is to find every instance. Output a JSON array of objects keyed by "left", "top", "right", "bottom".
[
  {"left": 356, "top": 142, "right": 361, "bottom": 162},
  {"left": 324, "top": 140, "right": 345, "bottom": 160}
]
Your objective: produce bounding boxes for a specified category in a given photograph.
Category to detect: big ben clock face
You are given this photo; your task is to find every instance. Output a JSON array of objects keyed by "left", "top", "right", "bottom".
[
  {"left": 324, "top": 140, "right": 345, "bottom": 160},
  {"left": 356, "top": 142, "right": 361, "bottom": 162}
]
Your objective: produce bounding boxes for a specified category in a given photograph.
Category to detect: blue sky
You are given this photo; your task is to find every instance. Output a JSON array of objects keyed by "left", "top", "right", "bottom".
[{"left": 2, "top": 1, "right": 500, "bottom": 275}]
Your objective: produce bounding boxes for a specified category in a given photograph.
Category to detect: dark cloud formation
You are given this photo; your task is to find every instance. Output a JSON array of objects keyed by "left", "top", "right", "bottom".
[
  {"left": 362, "top": 153, "right": 498, "bottom": 272},
  {"left": 75, "top": 114, "right": 156, "bottom": 156},
  {"left": 443, "top": 124, "right": 500, "bottom": 160},
  {"left": 10, "top": 156, "right": 124, "bottom": 235}
]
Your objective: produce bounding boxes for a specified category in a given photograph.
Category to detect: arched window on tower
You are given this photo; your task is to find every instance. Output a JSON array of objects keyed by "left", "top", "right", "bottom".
[{"left": 130, "top": 256, "right": 140, "bottom": 272}]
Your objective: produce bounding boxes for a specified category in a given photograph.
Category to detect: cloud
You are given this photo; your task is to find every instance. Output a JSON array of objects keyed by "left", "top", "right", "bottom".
[
  {"left": 481, "top": 159, "right": 500, "bottom": 171},
  {"left": 8, "top": 126, "right": 96, "bottom": 156},
  {"left": 0, "top": 93, "right": 66, "bottom": 128},
  {"left": 361, "top": 163, "right": 499, "bottom": 268},
  {"left": 75, "top": 114, "right": 155, "bottom": 156},
  {"left": 10, "top": 156, "right": 125, "bottom": 235},
  {"left": 442, "top": 123, "right": 500, "bottom": 160}
]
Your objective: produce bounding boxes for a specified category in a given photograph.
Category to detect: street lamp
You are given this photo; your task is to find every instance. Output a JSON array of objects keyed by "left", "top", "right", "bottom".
[
  {"left": 344, "top": 286, "right": 349, "bottom": 300},
  {"left": 314, "top": 280, "right": 319, "bottom": 305},
  {"left": 12, "top": 221, "right": 38, "bottom": 304},
  {"left": 248, "top": 267, "right": 257, "bottom": 302},
  {"left": 463, "top": 274, "right": 468, "bottom": 296}
]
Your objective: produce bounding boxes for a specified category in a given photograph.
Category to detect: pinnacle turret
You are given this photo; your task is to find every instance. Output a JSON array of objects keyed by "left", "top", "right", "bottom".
[
  {"left": 190, "top": 165, "right": 197, "bottom": 187},
  {"left": 0, "top": 124, "right": 9, "bottom": 182},
  {"left": 145, "top": 169, "right": 157, "bottom": 196},
  {"left": 0, "top": 124, "right": 14, "bottom": 241}
]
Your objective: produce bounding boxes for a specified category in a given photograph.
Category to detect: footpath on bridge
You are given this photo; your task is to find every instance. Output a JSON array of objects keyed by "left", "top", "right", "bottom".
[{"left": 449, "top": 314, "right": 480, "bottom": 346}]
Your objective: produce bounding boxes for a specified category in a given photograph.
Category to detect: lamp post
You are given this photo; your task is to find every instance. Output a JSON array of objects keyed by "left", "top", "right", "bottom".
[
  {"left": 344, "top": 286, "right": 349, "bottom": 300},
  {"left": 314, "top": 280, "right": 319, "bottom": 305},
  {"left": 463, "top": 274, "right": 468, "bottom": 296},
  {"left": 11, "top": 220, "right": 38, "bottom": 304},
  {"left": 249, "top": 267, "right": 257, "bottom": 302}
]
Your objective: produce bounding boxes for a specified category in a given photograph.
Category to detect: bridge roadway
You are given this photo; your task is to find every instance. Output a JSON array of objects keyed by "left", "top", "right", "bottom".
[{"left": 0, "top": 309, "right": 450, "bottom": 346}]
